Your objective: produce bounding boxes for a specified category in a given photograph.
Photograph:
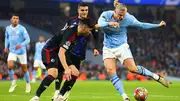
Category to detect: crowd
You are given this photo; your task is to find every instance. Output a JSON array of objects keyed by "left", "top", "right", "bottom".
[{"left": 0, "top": 4, "right": 179, "bottom": 81}]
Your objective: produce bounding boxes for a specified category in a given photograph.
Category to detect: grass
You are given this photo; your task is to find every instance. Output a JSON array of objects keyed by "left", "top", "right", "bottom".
[{"left": 0, "top": 80, "right": 179, "bottom": 101}]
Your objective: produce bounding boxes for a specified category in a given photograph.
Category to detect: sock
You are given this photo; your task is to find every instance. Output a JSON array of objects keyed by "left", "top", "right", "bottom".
[
  {"left": 8, "top": 69, "right": 14, "bottom": 80},
  {"left": 59, "top": 75, "right": 77, "bottom": 96},
  {"left": 55, "top": 72, "right": 63, "bottom": 90},
  {"left": 32, "top": 70, "right": 37, "bottom": 80},
  {"left": 110, "top": 74, "right": 125, "bottom": 95},
  {"left": 24, "top": 71, "right": 30, "bottom": 83},
  {"left": 36, "top": 75, "right": 55, "bottom": 97},
  {"left": 44, "top": 71, "right": 48, "bottom": 76},
  {"left": 137, "top": 65, "right": 159, "bottom": 80}
]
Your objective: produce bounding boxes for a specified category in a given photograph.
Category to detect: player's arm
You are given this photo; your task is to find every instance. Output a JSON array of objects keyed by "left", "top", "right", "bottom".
[
  {"left": 58, "top": 29, "right": 74, "bottom": 80},
  {"left": 91, "top": 29, "right": 100, "bottom": 56},
  {"left": 98, "top": 12, "right": 110, "bottom": 27},
  {"left": 15, "top": 27, "right": 30, "bottom": 49},
  {"left": 21, "top": 28, "right": 30, "bottom": 46},
  {"left": 98, "top": 12, "right": 119, "bottom": 28},
  {"left": 130, "top": 15, "right": 166, "bottom": 29},
  {"left": 4, "top": 27, "right": 9, "bottom": 52}
]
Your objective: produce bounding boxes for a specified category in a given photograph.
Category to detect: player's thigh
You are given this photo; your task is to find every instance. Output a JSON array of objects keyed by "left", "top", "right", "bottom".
[
  {"left": 18, "top": 53, "right": 28, "bottom": 72},
  {"left": 18, "top": 53, "right": 27, "bottom": 64},
  {"left": 69, "top": 65, "right": 79, "bottom": 77},
  {"left": 7, "top": 53, "right": 17, "bottom": 68},
  {"left": 118, "top": 44, "right": 138, "bottom": 72},
  {"left": 42, "top": 50, "right": 59, "bottom": 78},
  {"left": 124, "top": 58, "right": 138, "bottom": 72},
  {"left": 104, "top": 58, "right": 117, "bottom": 76},
  {"left": 102, "top": 46, "right": 116, "bottom": 60}
]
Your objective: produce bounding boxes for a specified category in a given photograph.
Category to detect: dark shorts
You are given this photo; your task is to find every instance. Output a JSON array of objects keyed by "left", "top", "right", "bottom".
[{"left": 42, "top": 48, "right": 81, "bottom": 72}]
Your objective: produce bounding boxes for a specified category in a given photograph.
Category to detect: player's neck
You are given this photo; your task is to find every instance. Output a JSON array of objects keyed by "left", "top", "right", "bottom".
[
  {"left": 12, "top": 24, "right": 18, "bottom": 28},
  {"left": 78, "top": 16, "right": 86, "bottom": 19}
]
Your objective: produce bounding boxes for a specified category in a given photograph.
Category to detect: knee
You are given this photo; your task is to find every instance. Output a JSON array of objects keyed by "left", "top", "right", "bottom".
[
  {"left": 106, "top": 68, "right": 116, "bottom": 76},
  {"left": 48, "top": 69, "right": 58, "bottom": 78},
  {"left": 72, "top": 70, "right": 80, "bottom": 77},
  {"left": 21, "top": 65, "right": 28, "bottom": 72},
  {"left": 8, "top": 62, "right": 14, "bottom": 69},
  {"left": 128, "top": 65, "right": 138, "bottom": 73}
]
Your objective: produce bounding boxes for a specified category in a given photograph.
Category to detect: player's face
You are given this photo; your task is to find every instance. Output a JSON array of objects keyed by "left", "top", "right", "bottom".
[
  {"left": 11, "top": 16, "right": 19, "bottom": 26},
  {"left": 39, "top": 36, "right": 45, "bottom": 42},
  {"left": 114, "top": 8, "right": 126, "bottom": 20},
  {"left": 78, "top": 6, "right": 88, "bottom": 19},
  {"left": 77, "top": 24, "right": 92, "bottom": 36}
]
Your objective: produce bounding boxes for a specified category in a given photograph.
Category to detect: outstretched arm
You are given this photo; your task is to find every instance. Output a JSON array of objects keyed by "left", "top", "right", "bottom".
[{"left": 130, "top": 15, "right": 166, "bottom": 29}]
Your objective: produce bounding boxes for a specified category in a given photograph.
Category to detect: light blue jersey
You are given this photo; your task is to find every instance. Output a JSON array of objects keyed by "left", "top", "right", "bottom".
[
  {"left": 34, "top": 42, "right": 45, "bottom": 60},
  {"left": 98, "top": 10, "right": 159, "bottom": 48},
  {"left": 5, "top": 24, "right": 30, "bottom": 54}
]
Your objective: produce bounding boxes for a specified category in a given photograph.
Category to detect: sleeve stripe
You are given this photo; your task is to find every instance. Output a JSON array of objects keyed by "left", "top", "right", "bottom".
[{"left": 68, "top": 32, "right": 76, "bottom": 42}]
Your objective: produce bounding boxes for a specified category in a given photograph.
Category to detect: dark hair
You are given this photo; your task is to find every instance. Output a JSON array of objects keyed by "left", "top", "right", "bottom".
[
  {"left": 11, "top": 13, "right": 19, "bottom": 18},
  {"left": 78, "top": 2, "right": 88, "bottom": 8},
  {"left": 79, "top": 18, "right": 95, "bottom": 29}
]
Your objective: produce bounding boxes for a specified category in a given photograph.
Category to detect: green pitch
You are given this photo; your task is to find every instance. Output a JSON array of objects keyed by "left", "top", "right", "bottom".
[{"left": 0, "top": 81, "right": 179, "bottom": 101}]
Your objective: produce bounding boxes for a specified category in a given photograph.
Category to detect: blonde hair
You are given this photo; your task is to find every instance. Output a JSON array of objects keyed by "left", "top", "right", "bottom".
[{"left": 114, "top": 0, "right": 127, "bottom": 11}]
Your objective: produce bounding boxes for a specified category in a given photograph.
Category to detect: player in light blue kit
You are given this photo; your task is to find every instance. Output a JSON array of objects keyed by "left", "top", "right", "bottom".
[
  {"left": 4, "top": 14, "right": 31, "bottom": 93},
  {"left": 97, "top": 1, "right": 170, "bottom": 101},
  {"left": 31, "top": 36, "right": 47, "bottom": 83}
]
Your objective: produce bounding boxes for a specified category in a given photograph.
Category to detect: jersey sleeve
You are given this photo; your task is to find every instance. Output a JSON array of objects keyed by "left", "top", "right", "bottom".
[
  {"left": 91, "top": 29, "right": 100, "bottom": 49},
  {"left": 21, "top": 27, "right": 30, "bottom": 46},
  {"left": 60, "top": 28, "right": 76, "bottom": 50},
  {"left": 5, "top": 27, "right": 9, "bottom": 48},
  {"left": 130, "top": 15, "right": 159, "bottom": 29},
  {"left": 61, "top": 19, "right": 71, "bottom": 31},
  {"left": 98, "top": 12, "right": 109, "bottom": 27}
]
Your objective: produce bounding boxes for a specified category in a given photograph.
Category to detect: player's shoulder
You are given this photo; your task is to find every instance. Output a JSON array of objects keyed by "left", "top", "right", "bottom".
[
  {"left": 101, "top": 10, "right": 113, "bottom": 18},
  {"left": 67, "top": 16, "right": 79, "bottom": 22},
  {"left": 18, "top": 24, "right": 25, "bottom": 28},
  {"left": 125, "top": 12, "right": 135, "bottom": 19},
  {"left": 102, "top": 10, "right": 113, "bottom": 15}
]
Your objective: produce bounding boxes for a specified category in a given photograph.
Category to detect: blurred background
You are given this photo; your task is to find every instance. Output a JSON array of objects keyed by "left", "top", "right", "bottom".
[{"left": 0, "top": 0, "right": 180, "bottom": 81}]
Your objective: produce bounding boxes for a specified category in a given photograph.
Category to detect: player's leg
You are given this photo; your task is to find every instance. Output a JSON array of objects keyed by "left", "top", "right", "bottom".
[
  {"left": 55, "top": 65, "right": 79, "bottom": 101},
  {"left": 32, "top": 60, "right": 39, "bottom": 83},
  {"left": 52, "top": 72, "right": 63, "bottom": 101},
  {"left": 7, "top": 53, "right": 17, "bottom": 92},
  {"left": 30, "top": 68, "right": 58, "bottom": 101},
  {"left": 18, "top": 53, "right": 31, "bottom": 93},
  {"left": 103, "top": 47, "right": 129, "bottom": 101},
  {"left": 121, "top": 44, "right": 170, "bottom": 87},
  {"left": 30, "top": 50, "right": 58, "bottom": 101},
  {"left": 124, "top": 59, "right": 170, "bottom": 87}
]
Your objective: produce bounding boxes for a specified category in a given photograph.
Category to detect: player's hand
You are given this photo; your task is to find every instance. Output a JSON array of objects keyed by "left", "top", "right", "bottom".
[
  {"left": 4, "top": 48, "right": 8, "bottom": 53},
  {"left": 158, "top": 21, "right": 166, "bottom": 27},
  {"left": 108, "top": 22, "right": 120, "bottom": 28},
  {"left": 15, "top": 44, "right": 22, "bottom": 50},
  {"left": 64, "top": 68, "right": 72, "bottom": 81},
  {"left": 93, "top": 49, "right": 99, "bottom": 56}
]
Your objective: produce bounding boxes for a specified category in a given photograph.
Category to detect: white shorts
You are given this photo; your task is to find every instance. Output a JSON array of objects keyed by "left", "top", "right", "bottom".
[
  {"left": 33, "top": 60, "right": 46, "bottom": 69},
  {"left": 103, "top": 43, "right": 133, "bottom": 64},
  {"left": 7, "top": 52, "right": 27, "bottom": 64}
]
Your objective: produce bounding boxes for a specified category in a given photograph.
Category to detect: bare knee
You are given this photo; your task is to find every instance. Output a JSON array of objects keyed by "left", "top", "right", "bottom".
[
  {"left": 70, "top": 65, "right": 80, "bottom": 77},
  {"left": 21, "top": 64, "right": 28, "bottom": 72},
  {"left": 104, "top": 58, "right": 117, "bottom": 76},
  {"left": 8, "top": 61, "right": 14, "bottom": 69},
  {"left": 48, "top": 68, "right": 58, "bottom": 78},
  {"left": 106, "top": 68, "right": 116, "bottom": 76},
  {"left": 127, "top": 65, "right": 138, "bottom": 73},
  {"left": 123, "top": 59, "right": 138, "bottom": 73}
]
